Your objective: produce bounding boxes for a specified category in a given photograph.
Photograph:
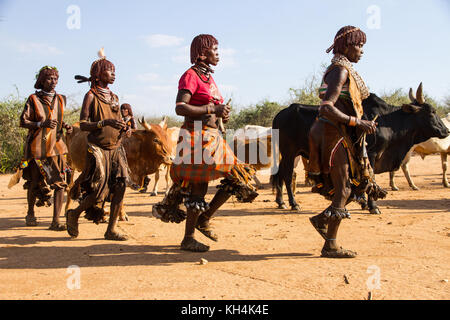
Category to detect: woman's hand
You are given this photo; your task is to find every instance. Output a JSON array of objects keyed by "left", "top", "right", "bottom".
[
  {"left": 213, "top": 104, "right": 231, "bottom": 118},
  {"left": 356, "top": 119, "right": 377, "bottom": 134},
  {"left": 103, "top": 119, "right": 127, "bottom": 130},
  {"left": 41, "top": 119, "right": 58, "bottom": 129}
]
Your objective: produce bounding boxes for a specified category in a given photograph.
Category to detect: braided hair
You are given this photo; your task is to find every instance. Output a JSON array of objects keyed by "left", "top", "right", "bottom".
[
  {"left": 326, "top": 26, "right": 367, "bottom": 54},
  {"left": 75, "top": 57, "right": 115, "bottom": 88},
  {"left": 34, "top": 66, "right": 59, "bottom": 90},
  {"left": 190, "top": 34, "right": 218, "bottom": 64}
]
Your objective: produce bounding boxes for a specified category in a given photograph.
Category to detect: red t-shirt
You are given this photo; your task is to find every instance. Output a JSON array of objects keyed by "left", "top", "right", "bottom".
[{"left": 178, "top": 68, "right": 223, "bottom": 106}]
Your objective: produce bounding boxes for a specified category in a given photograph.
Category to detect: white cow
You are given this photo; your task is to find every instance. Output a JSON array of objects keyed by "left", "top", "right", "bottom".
[
  {"left": 231, "top": 125, "right": 306, "bottom": 190},
  {"left": 389, "top": 114, "right": 450, "bottom": 190}
]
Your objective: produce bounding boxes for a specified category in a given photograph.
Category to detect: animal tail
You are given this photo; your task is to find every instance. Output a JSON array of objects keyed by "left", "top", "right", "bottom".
[
  {"left": 8, "top": 168, "right": 23, "bottom": 189},
  {"left": 270, "top": 171, "right": 281, "bottom": 195}
]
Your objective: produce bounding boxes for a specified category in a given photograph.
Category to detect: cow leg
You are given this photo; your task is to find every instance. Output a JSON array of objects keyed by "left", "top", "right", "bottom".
[
  {"left": 389, "top": 171, "right": 399, "bottom": 191},
  {"left": 292, "top": 171, "right": 297, "bottom": 194},
  {"left": 283, "top": 156, "right": 300, "bottom": 211},
  {"left": 164, "top": 165, "right": 171, "bottom": 195},
  {"left": 442, "top": 152, "right": 449, "bottom": 188},
  {"left": 139, "top": 176, "right": 150, "bottom": 193},
  {"left": 402, "top": 162, "right": 419, "bottom": 190},
  {"left": 301, "top": 156, "right": 313, "bottom": 186},
  {"left": 272, "top": 158, "right": 287, "bottom": 209},
  {"left": 253, "top": 174, "right": 264, "bottom": 189},
  {"left": 151, "top": 169, "right": 161, "bottom": 196}
]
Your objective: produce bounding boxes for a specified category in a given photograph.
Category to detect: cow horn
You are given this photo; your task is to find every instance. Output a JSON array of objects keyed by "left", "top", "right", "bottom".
[
  {"left": 139, "top": 117, "right": 152, "bottom": 131},
  {"left": 159, "top": 116, "right": 168, "bottom": 128},
  {"left": 416, "top": 82, "right": 425, "bottom": 105},
  {"left": 409, "top": 88, "right": 416, "bottom": 103}
]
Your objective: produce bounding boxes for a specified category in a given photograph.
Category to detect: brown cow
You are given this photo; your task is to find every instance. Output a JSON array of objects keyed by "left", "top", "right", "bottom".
[
  {"left": 65, "top": 117, "right": 172, "bottom": 220},
  {"left": 150, "top": 126, "right": 180, "bottom": 196}
]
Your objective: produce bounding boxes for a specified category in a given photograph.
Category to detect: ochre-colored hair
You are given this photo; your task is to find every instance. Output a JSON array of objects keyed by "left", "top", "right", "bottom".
[
  {"left": 89, "top": 58, "right": 115, "bottom": 88},
  {"left": 326, "top": 26, "right": 367, "bottom": 54},
  {"left": 190, "top": 34, "right": 218, "bottom": 64},
  {"left": 120, "top": 103, "right": 133, "bottom": 116},
  {"left": 34, "top": 66, "right": 59, "bottom": 90}
]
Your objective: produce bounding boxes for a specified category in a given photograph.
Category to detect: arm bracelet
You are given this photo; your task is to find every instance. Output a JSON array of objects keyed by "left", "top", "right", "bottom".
[
  {"left": 97, "top": 120, "right": 104, "bottom": 129},
  {"left": 348, "top": 116, "right": 357, "bottom": 127}
]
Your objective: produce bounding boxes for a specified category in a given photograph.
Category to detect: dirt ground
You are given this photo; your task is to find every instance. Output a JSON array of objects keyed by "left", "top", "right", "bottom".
[{"left": 0, "top": 154, "right": 448, "bottom": 300}]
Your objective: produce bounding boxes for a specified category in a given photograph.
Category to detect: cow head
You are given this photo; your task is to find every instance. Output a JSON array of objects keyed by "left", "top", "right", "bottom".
[
  {"left": 402, "top": 83, "right": 449, "bottom": 140},
  {"left": 138, "top": 117, "right": 173, "bottom": 165}
]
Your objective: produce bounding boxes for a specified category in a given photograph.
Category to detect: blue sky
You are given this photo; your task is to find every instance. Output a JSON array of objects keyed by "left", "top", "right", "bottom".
[{"left": 0, "top": 0, "right": 449, "bottom": 117}]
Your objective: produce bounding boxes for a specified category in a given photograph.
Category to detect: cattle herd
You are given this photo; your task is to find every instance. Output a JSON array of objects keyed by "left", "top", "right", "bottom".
[{"left": 63, "top": 85, "right": 449, "bottom": 218}]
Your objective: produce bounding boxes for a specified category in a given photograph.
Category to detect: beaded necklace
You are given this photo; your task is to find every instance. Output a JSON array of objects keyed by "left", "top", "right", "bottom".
[
  {"left": 91, "top": 86, "right": 120, "bottom": 112},
  {"left": 191, "top": 63, "right": 214, "bottom": 83},
  {"left": 331, "top": 54, "right": 370, "bottom": 100}
]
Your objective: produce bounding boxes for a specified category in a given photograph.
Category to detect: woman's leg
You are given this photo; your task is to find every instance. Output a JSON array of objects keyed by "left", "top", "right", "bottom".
[
  {"left": 321, "top": 144, "right": 356, "bottom": 258},
  {"left": 196, "top": 188, "right": 231, "bottom": 241},
  {"left": 181, "top": 182, "right": 210, "bottom": 252},
  {"left": 49, "top": 187, "right": 66, "bottom": 231},
  {"left": 104, "top": 178, "right": 128, "bottom": 241}
]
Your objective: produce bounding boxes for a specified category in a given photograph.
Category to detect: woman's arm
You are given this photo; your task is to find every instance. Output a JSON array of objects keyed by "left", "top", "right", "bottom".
[
  {"left": 175, "top": 89, "right": 229, "bottom": 118},
  {"left": 320, "top": 67, "right": 376, "bottom": 134},
  {"left": 319, "top": 66, "right": 353, "bottom": 124},
  {"left": 20, "top": 97, "right": 56, "bottom": 129},
  {"left": 79, "top": 91, "right": 126, "bottom": 131}
]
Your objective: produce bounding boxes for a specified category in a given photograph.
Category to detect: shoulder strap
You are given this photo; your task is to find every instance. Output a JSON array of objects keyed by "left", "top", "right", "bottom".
[{"left": 29, "top": 94, "right": 45, "bottom": 119}]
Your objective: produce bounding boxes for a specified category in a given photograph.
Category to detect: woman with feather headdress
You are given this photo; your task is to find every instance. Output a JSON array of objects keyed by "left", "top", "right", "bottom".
[{"left": 66, "top": 49, "right": 132, "bottom": 241}]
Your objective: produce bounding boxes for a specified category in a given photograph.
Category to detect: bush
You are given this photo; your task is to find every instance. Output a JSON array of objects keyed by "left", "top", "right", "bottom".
[
  {"left": 141, "top": 115, "right": 184, "bottom": 128},
  {"left": 0, "top": 95, "right": 27, "bottom": 173},
  {"left": 288, "top": 73, "right": 322, "bottom": 106},
  {"left": 226, "top": 100, "right": 285, "bottom": 130},
  {"left": 380, "top": 88, "right": 450, "bottom": 118}
]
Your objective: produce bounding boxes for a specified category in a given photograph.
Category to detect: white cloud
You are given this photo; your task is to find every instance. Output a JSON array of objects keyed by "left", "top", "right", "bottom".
[
  {"left": 142, "top": 34, "right": 184, "bottom": 48},
  {"left": 250, "top": 58, "right": 272, "bottom": 64},
  {"left": 220, "top": 84, "right": 238, "bottom": 93},
  {"left": 137, "top": 72, "right": 160, "bottom": 82},
  {"left": 171, "top": 46, "right": 190, "bottom": 64},
  {"left": 216, "top": 47, "right": 237, "bottom": 70},
  {"left": 148, "top": 85, "right": 176, "bottom": 92},
  {"left": 13, "top": 41, "right": 63, "bottom": 55}
]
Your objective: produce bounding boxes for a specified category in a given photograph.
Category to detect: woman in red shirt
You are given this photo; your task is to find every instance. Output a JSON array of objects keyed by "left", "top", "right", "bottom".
[{"left": 152, "top": 34, "right": 258, "bottom": 252}]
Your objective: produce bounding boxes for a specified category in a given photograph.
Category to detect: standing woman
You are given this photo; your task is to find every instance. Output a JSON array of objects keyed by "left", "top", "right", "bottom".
[
  {"left": 307, "top": 26, "right": 385, "bottom": 258},
  {"left": 66, "top": 50, "right": 132, "bottom": 241},
  {"left": 152, "top": 34, "right": 258, "bottom": 252},
  {"left": 19, "top": 66, "right": 72, "bottom": 230}
]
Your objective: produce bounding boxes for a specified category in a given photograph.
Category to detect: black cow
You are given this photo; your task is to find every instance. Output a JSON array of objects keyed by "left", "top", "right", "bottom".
[{"left": 271, "top": 90, "right": 449, "bottom": 213}]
